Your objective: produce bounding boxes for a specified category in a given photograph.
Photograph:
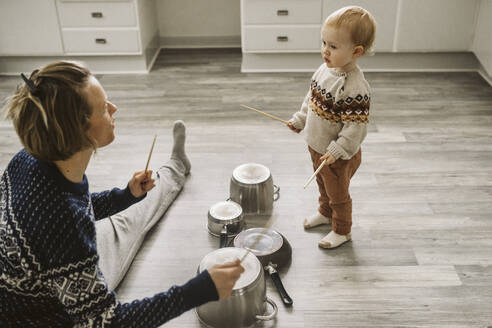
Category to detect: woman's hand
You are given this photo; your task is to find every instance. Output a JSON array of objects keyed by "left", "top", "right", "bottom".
[
  {"left": 208, "top": 259, "right": 245, "bottom": 299},
  {"left": 287, "top": 122, "right": 301, "bottom": 133},
  {"left": 128, "top": 170, "right": 155, "bottom": 198},
  {"left": 320, "top": 152, "right": 336, "bottom": 165}
]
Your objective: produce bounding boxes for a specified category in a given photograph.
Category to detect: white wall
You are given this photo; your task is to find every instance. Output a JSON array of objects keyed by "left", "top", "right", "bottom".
[
  {"left": 156, "top": 0, "right": 240, "bottom": 37},
  {"left": 472, "top": 0, "right": 492, "bottom": 80}
]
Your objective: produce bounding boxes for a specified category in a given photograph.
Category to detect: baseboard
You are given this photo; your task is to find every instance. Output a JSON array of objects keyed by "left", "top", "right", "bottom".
[
  {"left": 1, "top": 48, "right": 490, "bottom": 84},
  {"left": 160, "top": 36, "right": 241, "bottom": 49},
  {"left": 241, "top": 52, "right": 481, "bottom": 74},
  {"left": 477, "top": 63, "right": 492, "bottom": 86},
  {"left": 0, "top": 55, "right": 150, "bottom": 75}
]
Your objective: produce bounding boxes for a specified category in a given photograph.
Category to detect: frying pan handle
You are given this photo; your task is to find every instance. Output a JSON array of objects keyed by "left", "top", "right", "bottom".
[
  {"left": 219, "top": 225, "right": 229, "bottom": 248},
  {"left": 267, "top": 265, "right": 293, "bottom": 306},
  {"left": 255, "top": 297, "right": 278, "bottom": 321},
  {"left": 273, "top": 184, "right": 280, "bottom": 201}
]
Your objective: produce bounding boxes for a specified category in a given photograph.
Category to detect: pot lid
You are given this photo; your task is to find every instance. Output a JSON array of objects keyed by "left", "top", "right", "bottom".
[
  {"left": 199, "top": 247, "right": 261, "bottom": 290},
  {"left": 233, "top": 228, "right": 283, "bottom": 256},
  {"left": 232, "top": 163, "right": 270, "bottom": 184},
  {"left": 209, "top": 200, "right": 242, "bottom": 220}
]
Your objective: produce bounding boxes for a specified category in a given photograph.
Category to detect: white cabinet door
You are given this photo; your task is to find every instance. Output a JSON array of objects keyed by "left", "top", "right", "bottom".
[
  {"left": 322, "top": 0, "right": 397, "bottom": 52},
  {"left": 397, "top": 0, "right": 478, "bottom": 51},
  {"left": 0, "top": 0, "right": 63, "bottom": 55}
]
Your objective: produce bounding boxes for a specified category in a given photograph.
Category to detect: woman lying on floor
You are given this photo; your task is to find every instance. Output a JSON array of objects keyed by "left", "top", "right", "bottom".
[{"left": 0, "top": 61, "right": 243, "bottom": 327}]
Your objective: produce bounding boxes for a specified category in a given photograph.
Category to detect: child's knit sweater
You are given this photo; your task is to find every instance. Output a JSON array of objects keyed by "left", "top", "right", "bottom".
[
  {"left": 290, "top": 64, "right": 371, "bottom": 159},
  {"left": 0, "top": 149, "right": 218, "bottom": 327}
]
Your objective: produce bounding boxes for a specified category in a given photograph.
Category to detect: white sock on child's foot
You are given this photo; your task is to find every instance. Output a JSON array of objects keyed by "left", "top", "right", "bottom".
[
  {"left": 303, "top": 212, "right": 331, "bottom": 229},
  {"left": 318, "top": 231, "right": 351, "bottom": 249},
  {"left": 171, "top": 120, "right": 191, "bottom": 175}
]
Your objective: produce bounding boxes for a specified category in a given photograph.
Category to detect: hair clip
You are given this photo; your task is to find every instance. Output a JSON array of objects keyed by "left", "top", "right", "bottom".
[{"left": 20, "top": 73, "right": 39, "bottom": 95}]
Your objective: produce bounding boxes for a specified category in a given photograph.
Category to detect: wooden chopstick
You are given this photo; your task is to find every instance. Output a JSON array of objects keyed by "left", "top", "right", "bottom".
[
  {"left": 144, "top": 135, "right": 157, "bottom": 173},
  {"left": 240, "top": 104, "right": 289, "bottom": 125},
  {"left": 303, "top": 158, "right": 327, "bottom": 189}
]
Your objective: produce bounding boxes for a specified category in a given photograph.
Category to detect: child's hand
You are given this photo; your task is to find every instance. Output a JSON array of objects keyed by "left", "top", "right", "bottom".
[
  {"left": 287, "top": 122, "right": 301, "bottom": 133},
  {"left": 320, "top": 153, "right": 336, "bottom": 165},
  {"left": 128, "top": 170, "right": 156, "bottom": 198}
]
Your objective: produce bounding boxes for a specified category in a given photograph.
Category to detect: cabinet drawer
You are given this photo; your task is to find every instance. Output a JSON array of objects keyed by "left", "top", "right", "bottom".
[
  {"left": 242, "top": 0, "right": 322, "bottom": 24},
  {"left": 62, "top": 29, "right": 140, "bottom": 54},
  {"left": 57, "top": 1, "right": 136, "bottom": 27},
  {"left": 243, "top": 26, "right": 321, "bottom": 51}
]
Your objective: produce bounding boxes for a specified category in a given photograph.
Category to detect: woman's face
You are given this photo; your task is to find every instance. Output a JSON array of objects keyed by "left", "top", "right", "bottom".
[{"left": 85, "top": 76, "right": 117, "bottom": 148}]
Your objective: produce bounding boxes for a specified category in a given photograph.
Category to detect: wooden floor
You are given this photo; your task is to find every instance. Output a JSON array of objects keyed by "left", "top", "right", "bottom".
[{"left": 1, "top": 49, "right": 492, "bottom": 327}]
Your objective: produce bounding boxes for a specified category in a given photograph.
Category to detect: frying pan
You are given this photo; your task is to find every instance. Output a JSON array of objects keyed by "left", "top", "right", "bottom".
[{"left": 233, "top": 228, "right": 293, "bottom": 306}]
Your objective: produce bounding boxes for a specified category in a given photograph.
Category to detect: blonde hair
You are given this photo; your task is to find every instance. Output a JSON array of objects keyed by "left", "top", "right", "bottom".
[
  {"left": 325, "top": 6, "right": 376, "bottom": 55},
  {"left": 3, "top": 61, "right": 96, "bottom": 162}
]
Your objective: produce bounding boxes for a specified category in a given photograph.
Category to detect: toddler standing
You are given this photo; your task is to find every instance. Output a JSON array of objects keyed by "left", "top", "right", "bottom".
[{"left": 288, "top": 6, "right": 376, "bottom": 249}]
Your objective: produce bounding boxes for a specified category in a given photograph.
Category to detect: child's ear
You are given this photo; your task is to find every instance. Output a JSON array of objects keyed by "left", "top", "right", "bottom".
[{"left": 353, "top": 45, "right": 364, "bottom": 58}]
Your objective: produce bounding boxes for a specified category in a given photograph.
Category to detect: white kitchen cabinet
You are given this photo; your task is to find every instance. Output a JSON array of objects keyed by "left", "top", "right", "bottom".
[
  {"left": 241, "top": 0, "right": 322, "bottom": 52},
  {"left": 0, "top": 0, "right": 63, "bottom": 56},
  {"left": 322, "top": 0, "right": 397, "bottom": 52},
  {"left": 0, "top": 0, "right": 159, "bottom": 73},
  {"left": 397, "top": 0, "right": 479, "bottom": 51},
  {"left": 240, "top": 0, "right": 483, "bottom": 72},
  {"left": 56, "top": 0, "right": 154, "bottom": 56}
]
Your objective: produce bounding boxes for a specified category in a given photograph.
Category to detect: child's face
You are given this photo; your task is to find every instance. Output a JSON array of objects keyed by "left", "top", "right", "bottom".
[{"left": 320, "top": 24, "right": 357, "bottom": 71}]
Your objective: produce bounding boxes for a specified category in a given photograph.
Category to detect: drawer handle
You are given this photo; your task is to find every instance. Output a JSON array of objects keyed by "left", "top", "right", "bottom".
[
  {"left": 277, "top": 10, "right": 289, "bottom": 16},
  {"left": 95, "top": 38, "right": 107, "bottom": 44},
  {"left": 277, "top": 36, "right": 288, "bottom": 42},
  {"left": 91, "top": 12, "right": 103, "bottom": 18}
]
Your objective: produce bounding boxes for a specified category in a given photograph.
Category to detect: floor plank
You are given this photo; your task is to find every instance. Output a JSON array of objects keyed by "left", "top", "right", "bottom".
[{"left": 1, "top": 48, "right": 492, "bottom": 327}]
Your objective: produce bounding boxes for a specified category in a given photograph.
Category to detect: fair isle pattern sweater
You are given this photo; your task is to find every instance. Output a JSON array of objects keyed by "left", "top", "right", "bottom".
[
  {"left": 290, "top": 64, "right": 371, "bottom": 159},
  {"left": 0, "top": 150, "right": 218, "bottom": 327}
]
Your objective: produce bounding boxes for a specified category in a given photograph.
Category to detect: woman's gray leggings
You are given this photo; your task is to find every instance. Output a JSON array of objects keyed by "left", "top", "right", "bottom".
[{"left": 95, "top": 158, "right": 186, "bottom": 291}]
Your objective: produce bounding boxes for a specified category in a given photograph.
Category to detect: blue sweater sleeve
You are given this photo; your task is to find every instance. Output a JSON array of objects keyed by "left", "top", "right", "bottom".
[
  {"left": 91, "top": 185, "right": 145, "bottom": 220},
  {"left": 46, "top": 253, "right": 218, "bottom": 327},
  {"left": 110, "top": 270, "right": 219, "bottom": 327}
]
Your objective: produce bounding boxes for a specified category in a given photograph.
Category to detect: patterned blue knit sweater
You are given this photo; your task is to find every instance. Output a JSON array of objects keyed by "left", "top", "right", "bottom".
[{"left": 0, "top": 150, "right": 218, "bottom": 327}]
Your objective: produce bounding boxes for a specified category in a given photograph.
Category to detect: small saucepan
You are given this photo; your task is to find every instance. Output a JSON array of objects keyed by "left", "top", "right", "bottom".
[
  {"left": 234, "top": 228, "right": 293, "bottom": 306},
  {"left": 207, "top": 200, "right": 244, "bottom": 248},
  {"left": 230, "top": 163, "right": 280, "bottom": 216}
]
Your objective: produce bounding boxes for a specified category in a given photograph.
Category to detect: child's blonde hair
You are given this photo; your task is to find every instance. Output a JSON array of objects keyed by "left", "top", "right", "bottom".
[
  {"left": 325, "top": 6, "right": 376, "bottom": 55},
  {"left": 3, "top": 61, "right": 96, "bottom": 162}
]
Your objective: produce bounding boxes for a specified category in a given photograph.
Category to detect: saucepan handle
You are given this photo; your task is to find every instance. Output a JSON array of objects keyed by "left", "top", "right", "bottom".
[
  {"left": 219, "top": 225, "right": 228, "bottom": 248},
  {"left": 255, "top": 297, "right": 278, "bottom": 321},
  {"left": 273, "top": 184, "right": 280, "bottom": 201},
  {"left": 270, "top": 270, "right": 293, "bottom": 306}
]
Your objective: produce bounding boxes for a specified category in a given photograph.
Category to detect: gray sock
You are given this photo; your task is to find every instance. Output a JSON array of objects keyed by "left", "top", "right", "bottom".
[{"left": 171, "top": 120, "right": 191, "bottom": 175}]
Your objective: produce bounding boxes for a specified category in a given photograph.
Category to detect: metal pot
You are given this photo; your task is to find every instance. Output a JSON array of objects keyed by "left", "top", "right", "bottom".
[
  {"left": 196, "top": 247, "right": 277, "bottom": 328},
  {"left": 207, "top": 200, "right": 244, "bottom": 248},
  {"left": 234, "top": 228, "right": 293, "bottom": 306},
  {"left": 229, "top": 163, "right": 280, "bottom": 216}
]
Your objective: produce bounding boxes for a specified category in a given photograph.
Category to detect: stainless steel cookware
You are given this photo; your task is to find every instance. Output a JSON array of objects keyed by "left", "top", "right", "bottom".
[
  {"left": 207, "top": 200, "right": 244, "bottom": 248},
  {"left": 196, "top": 247, "right": 277, "bottom": 328},
  {"left": 229, "top": 163, "right": 280, "bottom": 216},
  {"left": 234, "top": 228, "right": 293, "bottom": 306}
]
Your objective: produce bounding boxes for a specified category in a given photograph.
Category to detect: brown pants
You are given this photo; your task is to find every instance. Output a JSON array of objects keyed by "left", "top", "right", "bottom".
[{"left": 308, "top": 146, "right": 361, "bottom": 235}]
